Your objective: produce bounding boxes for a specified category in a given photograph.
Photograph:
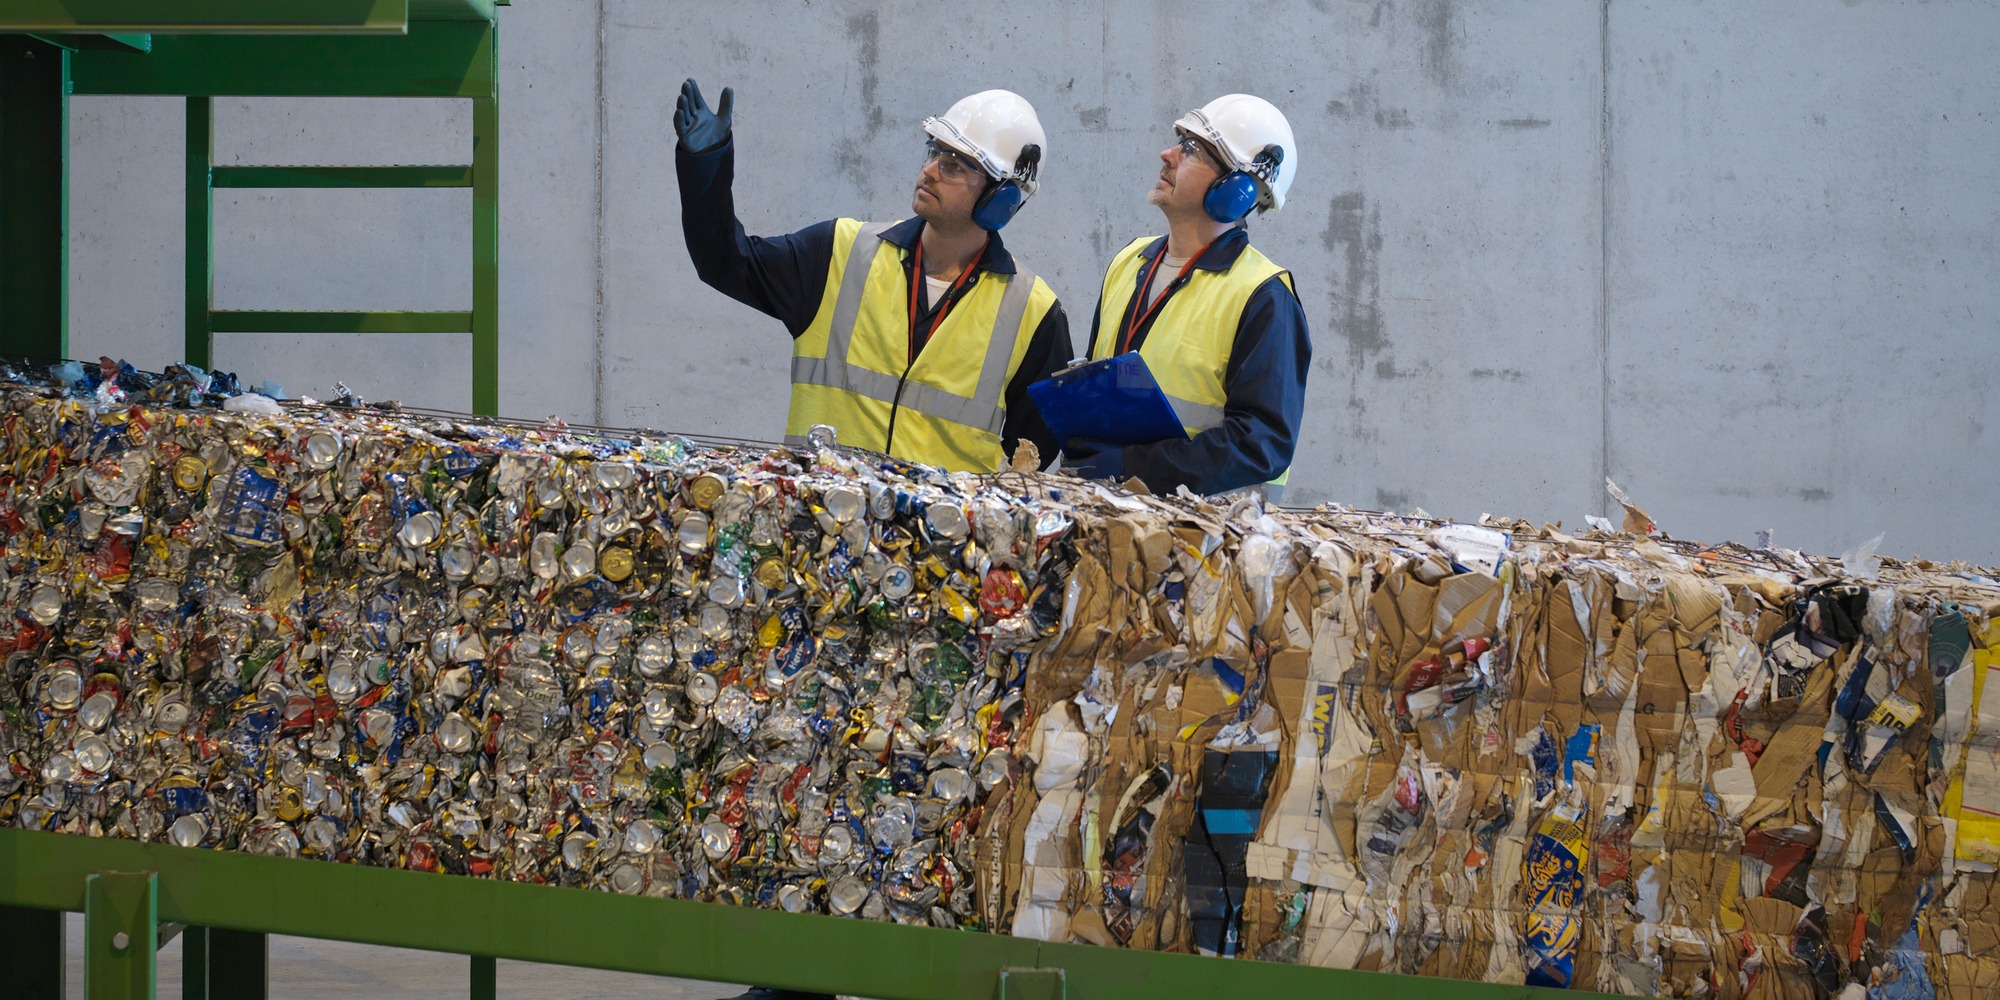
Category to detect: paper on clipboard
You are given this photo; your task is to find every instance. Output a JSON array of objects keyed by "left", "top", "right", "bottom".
[{"left": 1026, "top": 352, "right": 1190, "bottom": 448}]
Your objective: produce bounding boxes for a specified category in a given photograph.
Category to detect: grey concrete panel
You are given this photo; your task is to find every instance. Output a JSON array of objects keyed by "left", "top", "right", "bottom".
[
  {"left": 1262, "top": 1, "right": 1606, "bottom": 524},
  {"left": 213, "top": 97, "right": 471, "bottom": 167},
  {"left": 496, "top": 0, "right": 604, "bottom": 422},
  {"left": 1607, "top": 0, "right": 2000, "bottom": 560},
  {"left": 67, "top": 96, "right": 186, "bottom": 367},
  {"left": 595, "top": 0, "right": 796, "bottom": 439},
  {"left": 212, "top": 188, "right": 472, "bottom": 310},
  {"left": 215, "top": 331, "right": 473, "bottom": 411}
]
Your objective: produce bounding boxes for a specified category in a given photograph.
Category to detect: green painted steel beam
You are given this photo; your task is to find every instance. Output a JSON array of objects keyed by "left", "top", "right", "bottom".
[
  {"left": 998, "top": 968, "right": 1064, "bottom": 1000},
  {"left": 69, "top": 20, "right": 495, "bottom": 98},
  {"left": 410, "top": 0, "right": 498, "bottom": 21},
  {"left": 470, "top": 955, "right": 496, "bottom": 1000},
  {"left": 85, "top": 871, "right": 158, "bottom": 1000},
  {"left": 0, "top": 1, "right": 409, "bottom": 35},
  {"left": 185, "top": 96, "right": 213, "bottom": 369},
  {"left": 208, "top": 928, "right": 268, "bottom": 1000},
  {"left": 24, "top": 32, "right": 151, "bottom": 52},
  {"left": 213, "top": 165, "right": 473, "bottom": 188},
  {"left": 182, "top": 926, "right": 210, "bottom": 999},
  {"left": 471, "top": 93, "right": 498, "bottom": 415},
  {"left": 0, "top": 36, "right": 69, "bottom": 364},
  {"left": 210, "top": 310, "right": 473, "bottom": 334},
  {"left": 0, "top": 904, "right": 65, "bottom": 996},
  {"left": 0, "top": 829, "right": 1622, "bottom": 1000}
]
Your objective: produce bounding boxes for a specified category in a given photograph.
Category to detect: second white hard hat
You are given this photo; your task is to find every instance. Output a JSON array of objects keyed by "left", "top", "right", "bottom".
[{"left": 1174, "top": 94, "right": 1298, "bottom": 214}]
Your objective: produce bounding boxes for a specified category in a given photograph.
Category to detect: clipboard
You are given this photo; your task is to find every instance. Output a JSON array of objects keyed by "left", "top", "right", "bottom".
[{"left": 1026, "top": 352, "right": 1189, "bottom": 447}]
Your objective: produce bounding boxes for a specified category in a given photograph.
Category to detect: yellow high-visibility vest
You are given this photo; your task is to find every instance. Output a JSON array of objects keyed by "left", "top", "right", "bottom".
[
  {"left": 1090, "top": 236, "right": 1295, "bottom": 491},
  {"left": 786, "top": 219, "right": 1058, "bottom": 473}
]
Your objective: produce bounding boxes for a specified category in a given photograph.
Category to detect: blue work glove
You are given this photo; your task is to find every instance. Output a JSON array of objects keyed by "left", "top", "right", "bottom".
[
  {"left": 674, "top": 78, "right": 734, "bottom": 154},
  {"left": 1064, "top": 438, "right": 1126, "bottom": 481}
]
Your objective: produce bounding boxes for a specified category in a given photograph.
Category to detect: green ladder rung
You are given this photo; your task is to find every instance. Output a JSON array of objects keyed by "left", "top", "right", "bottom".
[
  {"left": 212, "top": 165, "right": 473, "bottom": 188},
  {"left": 210, "top": 310, "right": 472, "bottom": 333},
  {"left": 175, "top": 23, "right": 499, "bottom": 416}
]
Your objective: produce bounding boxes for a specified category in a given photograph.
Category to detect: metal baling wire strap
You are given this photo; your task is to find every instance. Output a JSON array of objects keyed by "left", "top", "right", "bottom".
[
  {"left": 386, "top": 402, "right": 931, "bottom": 475},
  {"left": 362, "top": 402, "right": 794, "bottom": 452},
  {"left": 1256, "top": 500, "right": 1855, "bottom": 577}
]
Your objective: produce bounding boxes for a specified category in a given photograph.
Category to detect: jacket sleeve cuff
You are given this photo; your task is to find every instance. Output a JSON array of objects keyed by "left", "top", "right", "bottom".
[{"left": 674, "top": 135, "right": 734, "bottom": 195}]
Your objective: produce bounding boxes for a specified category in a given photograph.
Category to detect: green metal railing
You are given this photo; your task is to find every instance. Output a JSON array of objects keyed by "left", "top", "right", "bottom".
[
  {"left": 0, "top": 827, "right": 1603, "bottom": 1000},
  {"left": 2, "top": 0, "right": 499, "bottom": 35},
  {"left": 169, "top": 35, "right": 500, "bottom": 415},
  {"left": 1, "top": 11, "right": 502, "bottom": 415},
  {"left": 0, "top": 36, "right": 70, "bottom": 359}
]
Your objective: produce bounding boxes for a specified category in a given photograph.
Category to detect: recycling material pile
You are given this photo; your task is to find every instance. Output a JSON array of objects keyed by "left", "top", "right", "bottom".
[{"left": 4, "top": 360, "right": 1999, "bottom": 1000}]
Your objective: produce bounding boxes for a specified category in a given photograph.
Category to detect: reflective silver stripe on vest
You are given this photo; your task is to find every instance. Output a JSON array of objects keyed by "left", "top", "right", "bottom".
[
  {"left": 821, "top": 221, "right": 895, "bottom": 372},
  {"left": 793, "top": 355, "right": 1004, "bottom": 426},
  {"left": 971, "top": 263, "right": 1037, "bottom": 413},
  {"left": 1164, "top": 392, "right": 1226, "bottom": 432},
  {"left": 793, "top": 220, "right": 1035, "bottom": 439}
]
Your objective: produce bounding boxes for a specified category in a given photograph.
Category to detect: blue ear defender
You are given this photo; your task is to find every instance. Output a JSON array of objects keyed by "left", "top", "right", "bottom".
[
  {"left": 1202, "top": 173, "right": 1261, "bottom": 224},
  {"left": 971, "top": 183, "right": 1024, "bottom": 232},
  {"left": 972, "top": 143, "right": 1040, "bottom": 232},
  {"left": 1201, "top": 143, "right": 1284, "bottom": 224}
]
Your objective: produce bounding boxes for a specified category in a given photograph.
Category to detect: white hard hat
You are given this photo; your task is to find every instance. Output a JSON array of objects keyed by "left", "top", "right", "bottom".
[
  {"left": 1174, "top": 94, "right": 1298, "bottom": 214},
  {"left": 923, "top": 89, "right": 1046, "bottom": 197}
]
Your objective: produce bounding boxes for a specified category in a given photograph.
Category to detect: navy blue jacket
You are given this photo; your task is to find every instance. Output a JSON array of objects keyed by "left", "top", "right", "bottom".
[
  {"left": 1084, "top": 229, "right": 1311, "bottom": 496},
  {"left": 675, "top": 137, "right": 1073, "bottom": 465}
]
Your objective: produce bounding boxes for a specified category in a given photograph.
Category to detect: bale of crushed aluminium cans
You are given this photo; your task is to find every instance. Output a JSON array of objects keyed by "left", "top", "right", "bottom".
[
  {"left": 3, "top": 361, "right": 1998, "bottom": 1000},
  {"left": 0, "top": 362, "right": 1065, "bottom": 924}
]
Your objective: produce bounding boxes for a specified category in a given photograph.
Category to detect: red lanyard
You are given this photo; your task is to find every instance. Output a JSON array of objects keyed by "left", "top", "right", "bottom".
[
  {"left": 908, "top": 235, "right": 988, "bottom": 365},
  {"left": 1118, "top": 240, "right": 1213, "bottom": 356}
]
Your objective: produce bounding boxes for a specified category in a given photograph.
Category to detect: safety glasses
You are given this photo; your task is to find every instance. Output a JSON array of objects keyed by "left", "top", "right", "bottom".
[
  {"left": 1175, "top": 132, "right": 1227, "bottom": 173},
  {"left": 923, "top": 140, "right": 986, "bottom": 185}
]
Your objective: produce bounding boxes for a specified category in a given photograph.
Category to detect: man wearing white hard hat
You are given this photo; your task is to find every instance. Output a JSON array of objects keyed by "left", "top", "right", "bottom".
[
  {"left": 674, "top": 81, "right": 1072, "bottom": 474},
  {"left": 1066, "top": 94, "right": 1311, "bottom": 501}
]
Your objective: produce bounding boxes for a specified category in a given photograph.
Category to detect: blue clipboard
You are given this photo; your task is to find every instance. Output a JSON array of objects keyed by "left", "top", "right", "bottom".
[{"left": 1027, "top": 352, "right": 1189, "bottom": 447}]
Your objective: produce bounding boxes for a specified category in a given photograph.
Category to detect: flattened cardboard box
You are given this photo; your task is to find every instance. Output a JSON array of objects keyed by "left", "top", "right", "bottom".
[{"left": 1001, "top": 508, "right": 1999, "bottom": 1000}]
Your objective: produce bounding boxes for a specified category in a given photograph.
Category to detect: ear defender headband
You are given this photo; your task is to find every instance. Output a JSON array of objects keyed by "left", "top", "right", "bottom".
[
  {"left": 1202, "top": 143, "right": 1284, "bottom": 224},
  {"left": 972, "top": 143, "right": 1041, "bottom": 232}
]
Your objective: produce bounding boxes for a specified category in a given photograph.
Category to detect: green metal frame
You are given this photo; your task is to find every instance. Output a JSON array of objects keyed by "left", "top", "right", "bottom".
[
  {"left": 0, "top": 36, "right": 70, "bottom": 364},
  {"left": 161, "top": 28, "right": 500, "bottom": 415},
  {"left": 3, "top": 1, "right": 413, "bottom": 35},
  {"left": 0, "top": 827, "right": 1606, "bottom": 1000},
  {"left": 0, "top": 13, "right": 501, "bottom": 414},
  {"left": 84, "top": 871, "right": 157, "bottom": 998},
  {"left": 2, "top": 0, "right": 500, "bottom": 33}
]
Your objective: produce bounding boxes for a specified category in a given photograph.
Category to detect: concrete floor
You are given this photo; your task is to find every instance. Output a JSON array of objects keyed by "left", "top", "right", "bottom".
[{"left": 61, "top": 912, "right": 752, "bottom": 999}]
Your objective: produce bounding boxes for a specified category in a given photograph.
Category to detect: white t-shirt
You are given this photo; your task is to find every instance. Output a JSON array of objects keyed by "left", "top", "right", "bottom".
[
  {"left": 924, "top": 274, "right": 952, "bottom": 310},
  {"left": 1146, "top": 254, "right": 1188, "bottom": 310}
]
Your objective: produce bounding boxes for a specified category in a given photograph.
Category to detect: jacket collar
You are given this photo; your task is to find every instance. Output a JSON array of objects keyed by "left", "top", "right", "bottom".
[
  {"left": 1134, "top": 226, "right": 1251, "bottom": 271},
  {"left": 878, "top": 217, "right": 1018, "bottom": 275}
]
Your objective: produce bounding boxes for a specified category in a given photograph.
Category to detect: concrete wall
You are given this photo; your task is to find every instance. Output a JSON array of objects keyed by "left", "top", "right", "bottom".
[{"left": 64, "top": 0, "right": 2000, "bottom": 563}]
